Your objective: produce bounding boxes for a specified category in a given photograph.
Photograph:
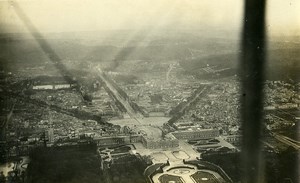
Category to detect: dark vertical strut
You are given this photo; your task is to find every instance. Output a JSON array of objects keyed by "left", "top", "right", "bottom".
[{"left": 240, "top": 0, "right": 267, "bottom": 183}]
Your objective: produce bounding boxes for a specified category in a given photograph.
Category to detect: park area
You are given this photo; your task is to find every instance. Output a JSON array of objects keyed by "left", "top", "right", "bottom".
[
  {"left": 159, "top": 174, "right": 184, "bottom": 183},
  {"left": 191, "top": 171, "right": 219, "bottom": 183},
  {"left": 26, "top": 144, "right": 103, "bottom": 183}
]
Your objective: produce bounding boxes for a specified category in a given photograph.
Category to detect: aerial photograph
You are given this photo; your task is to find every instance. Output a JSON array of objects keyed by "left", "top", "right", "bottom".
[{"left": 0, "top": 0, "right": 299, "bottom": 183}]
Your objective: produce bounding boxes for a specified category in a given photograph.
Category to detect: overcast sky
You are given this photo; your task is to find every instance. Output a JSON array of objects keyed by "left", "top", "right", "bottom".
[{"left": 0, "top": 0, "right": 299, "bottom": 36}]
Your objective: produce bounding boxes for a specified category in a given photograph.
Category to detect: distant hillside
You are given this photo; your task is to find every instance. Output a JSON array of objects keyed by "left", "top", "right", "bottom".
[
  {"left": 179, "top": 47, "right": 300, "bottom": 82},
  {"left": 267, "top": 48, "right": 300, "bottom": 81},
  {"left": 0, "top": 39, "right": 87, "bottom": 70},
  {"left": 0, "top": 37, "right": 237, "bottom": 69},
  {"left": 0, "top": 36, "right": 298, "bottom": 81}
]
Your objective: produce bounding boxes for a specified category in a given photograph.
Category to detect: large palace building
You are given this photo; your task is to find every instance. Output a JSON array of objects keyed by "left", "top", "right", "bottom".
[{"left": 171, "top": 129, "right": 219, "bottom": 140}]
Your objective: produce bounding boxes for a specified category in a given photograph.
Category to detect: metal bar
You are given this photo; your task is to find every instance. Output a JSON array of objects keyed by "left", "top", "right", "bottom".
[{"left": 240, "top": 0, "right": 267, "bottom": 182}]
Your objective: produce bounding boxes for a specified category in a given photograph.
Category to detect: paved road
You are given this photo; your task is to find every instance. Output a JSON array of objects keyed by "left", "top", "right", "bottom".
[
  {"left": 271, "top": 132, "right": 300, "bottom": 150},
  {"left": 179, "top": 86, "right": 207, "bottom": 114},
  {"left": 0, "top": 101, "right": 15, "bottom": 129},
  {"left": 95, "top": 66, "right": 142, "bottom": 123}
]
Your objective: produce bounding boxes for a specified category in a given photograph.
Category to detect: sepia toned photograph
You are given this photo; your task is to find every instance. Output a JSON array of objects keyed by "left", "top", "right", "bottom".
[{"left": 0, "top": 0, "right": 299, "bottom": 183}]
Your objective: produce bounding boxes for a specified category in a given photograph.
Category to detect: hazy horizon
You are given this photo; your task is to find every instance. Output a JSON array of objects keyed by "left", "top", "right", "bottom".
[{"left": 0, "top": 0, "right": 299, "bottom": 37}]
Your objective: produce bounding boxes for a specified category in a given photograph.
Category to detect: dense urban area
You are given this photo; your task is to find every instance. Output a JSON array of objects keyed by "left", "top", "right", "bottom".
[{"left": 0, "top": 29, "right": 299, "bottom": 183}]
